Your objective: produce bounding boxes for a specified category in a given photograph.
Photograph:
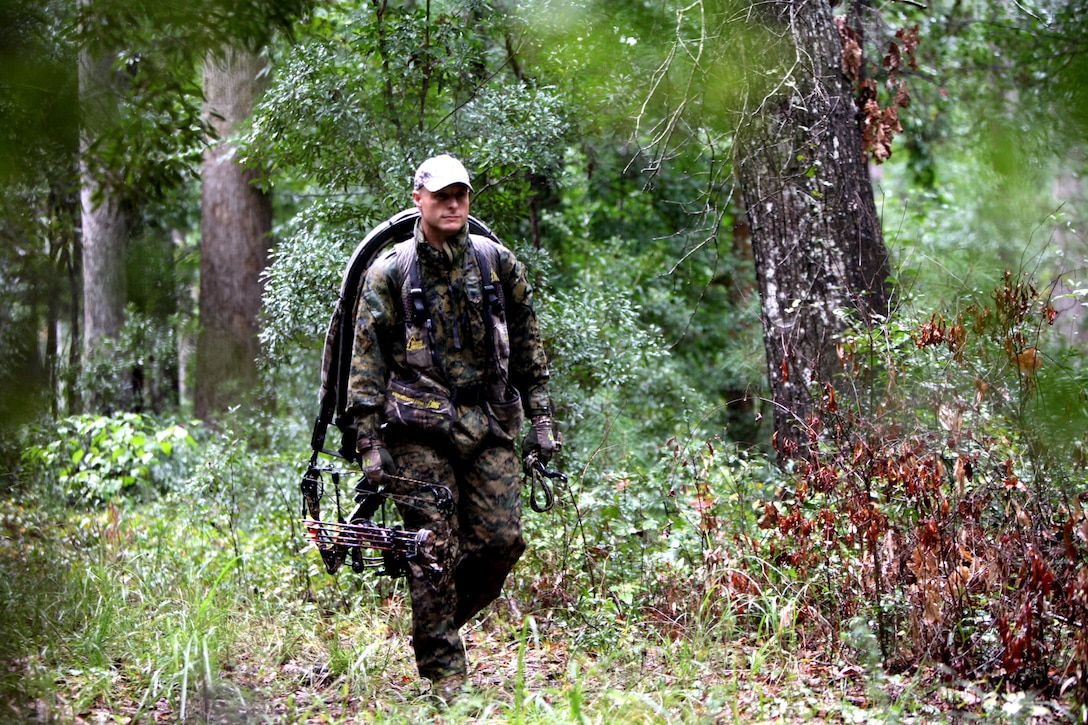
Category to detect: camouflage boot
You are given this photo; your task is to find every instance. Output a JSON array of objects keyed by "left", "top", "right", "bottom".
[{"left": 430, "top": 672, "right": 465, "bottom": 706}]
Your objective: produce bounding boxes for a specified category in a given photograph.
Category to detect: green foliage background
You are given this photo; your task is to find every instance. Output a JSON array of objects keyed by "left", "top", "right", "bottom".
[{"left": 1, "top": 0, "right": 1088, "bottom": 722}]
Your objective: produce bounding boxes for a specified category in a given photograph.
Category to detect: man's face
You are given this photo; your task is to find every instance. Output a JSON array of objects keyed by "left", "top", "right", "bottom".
[{"left": 413, "top": 184, "right": 470, "bottom": 243}]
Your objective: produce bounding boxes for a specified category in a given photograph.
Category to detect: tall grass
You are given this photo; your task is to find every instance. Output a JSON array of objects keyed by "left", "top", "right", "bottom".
[{"left": 3, "top": 379, "right": 1082, "bottom": 724}]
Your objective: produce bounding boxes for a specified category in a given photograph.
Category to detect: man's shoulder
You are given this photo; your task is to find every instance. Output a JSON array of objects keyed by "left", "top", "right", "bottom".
[
  {"left": 468, "top": 232, "right": 503, "bottom": 247},
  {"left": 468, "top": 233, "right": 515, "bottom": 267},
  {"left": 363, "top": 239, "right": 412, "bottom": 287}
]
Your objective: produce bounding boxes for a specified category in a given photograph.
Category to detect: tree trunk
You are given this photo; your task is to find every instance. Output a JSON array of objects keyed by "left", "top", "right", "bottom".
[
  {"left": 733, "top": 0, "right": 890, "bottom": 460},
  {"left": 78, "top": 36, "right": 127, "bottom": 364},
  {"left": 195, "top": 49, "right": 272, "bottom": 421}
]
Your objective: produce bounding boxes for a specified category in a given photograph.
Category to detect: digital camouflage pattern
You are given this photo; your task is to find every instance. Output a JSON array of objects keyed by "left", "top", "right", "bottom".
[
  {"left": 373, "top": 439, "right": 525, "bottom": 681},
  {"left": 348, "top": 222, "right": 551, "bottom": 441},
  {"left": 346, "top": 220, "right": 550, "bottom": 682}
]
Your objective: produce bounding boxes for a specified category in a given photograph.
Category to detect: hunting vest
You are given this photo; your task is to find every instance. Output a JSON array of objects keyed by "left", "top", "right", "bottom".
[{"left": 393, "top": 234, "right": 513, "bottom": 398}]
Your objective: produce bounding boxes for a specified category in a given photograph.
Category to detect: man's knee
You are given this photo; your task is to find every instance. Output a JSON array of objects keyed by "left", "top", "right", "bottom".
[
  {"left": 507, "top": 530, "right": 526, "bottom": 561},
  {"left": 486, "top": 528, "right": 525, "bottom": 569},
  {"left": 465, "top": 527, "right": 524, "bottom": 570}
]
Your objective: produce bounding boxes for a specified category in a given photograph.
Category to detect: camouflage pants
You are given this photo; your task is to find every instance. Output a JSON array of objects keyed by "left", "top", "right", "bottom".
[{"left": 385, "top": 438, "right": 525, "bottom": 682}]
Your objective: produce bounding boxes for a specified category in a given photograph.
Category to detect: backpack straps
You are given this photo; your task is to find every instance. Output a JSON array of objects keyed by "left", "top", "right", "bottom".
[
  {"left": 404, "top": 244, "right": 428, "bottom": 326},
  {"left": 469, "top": 236, "right": 513, "bottom": 392},
  {"left": 395, "top": 235, "right": 512, "bottom": 386},
  {"left": 471, "top": 234, "right": 505, "bottom": 316},
  {"left": 394, "top": 240, "right": 443, "bottom": 375}
]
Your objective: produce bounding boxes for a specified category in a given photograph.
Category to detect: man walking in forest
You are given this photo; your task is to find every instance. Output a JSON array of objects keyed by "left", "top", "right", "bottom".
[{"left": 346, "top": 154, "right": 558, "bottom": 703}]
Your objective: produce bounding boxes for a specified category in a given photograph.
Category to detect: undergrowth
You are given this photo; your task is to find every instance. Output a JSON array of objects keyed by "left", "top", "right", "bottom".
[
  {"left": 1, "top": 271, "right": 1085, "bottom": 723},
  {"left": 745, "top": 270, "right": 1088, "bottom": 721}
]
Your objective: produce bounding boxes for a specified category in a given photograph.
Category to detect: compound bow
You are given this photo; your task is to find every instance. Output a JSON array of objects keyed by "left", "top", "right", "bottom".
[{"left": 300, "top": 458, "right": 453, "bottom": 577}]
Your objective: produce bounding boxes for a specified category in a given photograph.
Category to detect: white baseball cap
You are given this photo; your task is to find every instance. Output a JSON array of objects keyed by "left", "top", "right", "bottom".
[{"left": 413, "top": 154, "right": 473, "bottom": 192}]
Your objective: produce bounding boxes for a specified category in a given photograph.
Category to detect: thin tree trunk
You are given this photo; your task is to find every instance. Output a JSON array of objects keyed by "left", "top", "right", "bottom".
[
  {"left": 195, "top": 48, "right": 272, "bottom": 421},
  {"left": 66, "top": 216, "right": 82, "bottom": 414},
  {"left": 733, "top": 0, "right": 890, "bottom": 460}
]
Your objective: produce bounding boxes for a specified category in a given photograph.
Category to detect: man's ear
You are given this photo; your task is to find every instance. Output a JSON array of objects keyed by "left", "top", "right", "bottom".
[{"left": 411, "top": 189, "right": 423, "bottom": 208}]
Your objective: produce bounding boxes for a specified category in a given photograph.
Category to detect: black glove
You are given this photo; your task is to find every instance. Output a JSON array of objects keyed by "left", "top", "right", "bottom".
[
  {"left": 521, "top": 415, "right": 559, "bottom": 465},
  {"left": 356, "top": 437, "right": 396, "bottom": 484}
]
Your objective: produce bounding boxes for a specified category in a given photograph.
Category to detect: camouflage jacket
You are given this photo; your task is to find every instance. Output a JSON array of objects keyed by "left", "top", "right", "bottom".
[{"left": 347, "top": 221, "right": 551, "bottom": 441}]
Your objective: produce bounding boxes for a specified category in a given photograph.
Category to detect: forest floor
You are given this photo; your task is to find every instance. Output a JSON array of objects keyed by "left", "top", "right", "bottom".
[
  {"left": 1, "top": 490, "right": 1080, "bottom": 724},
  {"left": 44, "top": 607, "right": 1071, "bottom": 725}
]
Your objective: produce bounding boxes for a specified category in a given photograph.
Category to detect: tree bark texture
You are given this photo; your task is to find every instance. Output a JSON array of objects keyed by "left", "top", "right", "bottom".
[
  {"left": 195, "top": 49, "right": 272, "bottom": 421},
  {"left": 733, "top": 0, "right": 890, "bottom": 460},
  {"left": 78, "top": 39, "right": 127, "bottom": 361}
]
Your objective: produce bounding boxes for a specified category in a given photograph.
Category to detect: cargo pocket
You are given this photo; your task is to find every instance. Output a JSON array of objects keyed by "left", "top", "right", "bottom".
[
  {"left": 450, "top": 403, "right": 490, "bottom": 458},
  {"left": 486, "top": 391, "right": 524, "bottom": 442},
  {"left": 383, "top": 375, "right": 453, "bottom": 437}
]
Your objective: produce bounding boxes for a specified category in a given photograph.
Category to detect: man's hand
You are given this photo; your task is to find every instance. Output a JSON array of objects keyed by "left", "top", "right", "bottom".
[
  {"left": 521, "top": 415, "right": 559, "bottom": 465},
  {"left": 357, "top": 437, "right": 396, "bottom": 484}
]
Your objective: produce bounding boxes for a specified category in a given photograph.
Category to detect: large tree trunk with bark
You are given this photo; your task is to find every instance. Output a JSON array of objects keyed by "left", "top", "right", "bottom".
[
  {"left": 195, "top": 49, "right": 272, "bottom": 421},
  {"left": 78, "top": 36, "right": 127, "bottom": 369},
  {"left": 733, "top": 0, "right": 890, "bottom": 460}
]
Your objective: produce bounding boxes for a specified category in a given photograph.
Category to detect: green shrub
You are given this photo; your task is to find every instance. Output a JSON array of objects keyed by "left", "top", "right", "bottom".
[{"left": 22, "top": 412, "right": 196, "bottom": 504}]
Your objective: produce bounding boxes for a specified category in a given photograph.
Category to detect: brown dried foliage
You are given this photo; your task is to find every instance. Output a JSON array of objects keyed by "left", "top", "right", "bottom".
[
  {"left": 749, "top": 271, "right": 1087, "bottom": 705},
  {"left": 836, "top": 18, "right": 919, "bottom": 163}
]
